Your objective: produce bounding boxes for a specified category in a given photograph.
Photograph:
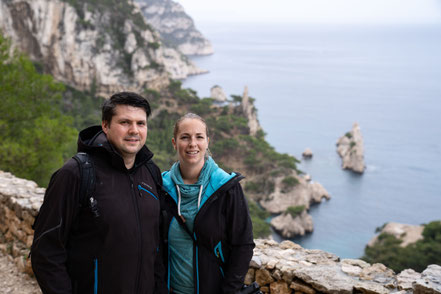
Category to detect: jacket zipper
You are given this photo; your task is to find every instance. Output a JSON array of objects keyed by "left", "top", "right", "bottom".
[
  {"left": 167, "top": 174, "right": 243, "bottom": 294},
  {"left": 129, "top": 173, "right": 142, "bottom": 293}
]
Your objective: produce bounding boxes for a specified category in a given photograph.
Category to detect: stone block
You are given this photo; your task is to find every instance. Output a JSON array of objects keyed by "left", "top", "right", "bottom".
[
  {"left": 244, "top": 268, "right": 255, "bottom": 285},
  {"left": 290, "top": 281, "right": 316, "bottom": 294},
  {"left": 414, "top": 265, "right": 441, "bottom": 294},
  {"left": 270, "top": 281, "right": 291, "bottom": 294},
  {"left": 256, "top": 269, "right": 275, "bottom": 286}
]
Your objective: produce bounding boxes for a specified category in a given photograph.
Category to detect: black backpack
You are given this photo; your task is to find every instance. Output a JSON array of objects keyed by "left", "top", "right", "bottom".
[
  {"left": 72, "top": 152, "right": 163, "bottom": 211},
  {"left": 72, "top": 152, "right": 167, "bottom": 239}
]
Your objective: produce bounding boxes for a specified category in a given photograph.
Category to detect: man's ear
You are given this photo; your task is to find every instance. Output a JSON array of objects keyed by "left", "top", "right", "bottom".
[
  {"left": 172, "top": 138, "right": 176, "bottom": 150},
  {"left": 102, "top": 120, "right": 109, "bottom": 134}
]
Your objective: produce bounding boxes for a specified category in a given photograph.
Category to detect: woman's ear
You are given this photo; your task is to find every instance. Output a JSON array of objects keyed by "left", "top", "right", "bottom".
[{"left": 172, "top": 138, "right": 177, "bottom": 150}]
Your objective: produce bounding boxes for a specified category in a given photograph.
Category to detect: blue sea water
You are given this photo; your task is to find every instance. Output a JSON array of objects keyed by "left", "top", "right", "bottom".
[{"left": 182, "top": 22, "right": 441, "bottom": 259}]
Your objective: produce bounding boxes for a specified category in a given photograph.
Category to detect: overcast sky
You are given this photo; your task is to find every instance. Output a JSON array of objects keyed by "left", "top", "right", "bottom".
[{"left": 175, "top": 0, "right": 441, "bottom": 24}]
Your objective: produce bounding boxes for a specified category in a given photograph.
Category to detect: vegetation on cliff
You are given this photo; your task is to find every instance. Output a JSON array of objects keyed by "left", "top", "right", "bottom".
[
  {"left": 362, "top": 221, "right": 441, "bottom": 272},
  {"left": 0, "top": 33, "right": 77, "bottom": 186}
]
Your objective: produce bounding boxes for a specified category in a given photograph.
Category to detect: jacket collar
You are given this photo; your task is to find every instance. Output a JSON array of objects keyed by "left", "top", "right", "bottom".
[{"left": 77, "top": 125, "right": 153, "bottom": 171}]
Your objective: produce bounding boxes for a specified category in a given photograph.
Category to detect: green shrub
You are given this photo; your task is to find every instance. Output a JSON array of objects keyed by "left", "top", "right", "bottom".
[
  {"left": 247, "top": 198, "right": 271, "bottom": 238},
  {"left": 211, "top": 138, "right": 240, "bottom": 157},
  {"left": 362, "top": 221, "right": 441, "bottom": 272},
  {"left": 244, "top": 181, "right": 263, "bottom": 194},
  {"left": 285, "top": 205, "right": 305, "bottom": 218},
  {"left": 345, "top": 132, "right": 353, "bottom": 139},
  {"left": 281, "top": 176, "right": 299, "bottom": 192},
  {"left": 350, "top": 141, "right": 356, "bottom": 148}
]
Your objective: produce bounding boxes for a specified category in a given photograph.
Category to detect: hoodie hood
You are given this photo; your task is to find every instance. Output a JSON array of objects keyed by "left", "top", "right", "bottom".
[
  {"left": 77, "top": 125, "right": 153, "bottom": 170},
  {"left": 162, "top": 164, "right": 242, "bottom": 209}
]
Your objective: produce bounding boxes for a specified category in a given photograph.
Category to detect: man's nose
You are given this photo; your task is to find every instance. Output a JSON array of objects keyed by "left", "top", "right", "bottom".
[{"left": 128, "top": 123, "right": 139, "bottom": 134}]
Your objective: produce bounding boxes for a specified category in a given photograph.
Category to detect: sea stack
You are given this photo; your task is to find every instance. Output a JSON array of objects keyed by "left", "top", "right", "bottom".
[{"left": 336, "top": 122, "right": 366, "bottom": 173}]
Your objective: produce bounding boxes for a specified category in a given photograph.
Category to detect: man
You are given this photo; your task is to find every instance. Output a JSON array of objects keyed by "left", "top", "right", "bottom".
[{"left": 31, "top": 92, "right": 166, "bottom": 294}]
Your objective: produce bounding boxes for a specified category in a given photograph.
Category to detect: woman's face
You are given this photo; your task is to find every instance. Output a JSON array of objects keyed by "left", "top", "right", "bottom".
[{"left": 172, "top": 118, "right": 209, "bottom": 169}]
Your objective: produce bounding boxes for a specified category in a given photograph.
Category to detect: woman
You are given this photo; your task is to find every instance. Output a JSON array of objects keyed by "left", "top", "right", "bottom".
[{"left": 161, "top": 113, "right": 255, "bottom": 294}]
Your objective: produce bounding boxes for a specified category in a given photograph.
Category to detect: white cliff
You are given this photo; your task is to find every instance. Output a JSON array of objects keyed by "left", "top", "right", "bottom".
[
  {"left": 136, "top": 0, "right": 213, "bottom": 56},
  {"left": 337, "top": 122, "right": 366, "bottom": 173},
  {"left": 0, "top": 0, "right": 201, "bottom": 96}
]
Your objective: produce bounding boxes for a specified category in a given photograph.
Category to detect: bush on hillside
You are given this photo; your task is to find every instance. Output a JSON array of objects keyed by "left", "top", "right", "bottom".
[
  {"left": 362, "top": 221, "right": 441, "bottom": 272},
  {"left": 0, "top": 33, "right": 77, "bottom": 186}
]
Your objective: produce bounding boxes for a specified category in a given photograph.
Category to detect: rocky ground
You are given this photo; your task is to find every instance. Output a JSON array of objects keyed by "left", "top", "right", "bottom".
[{"left": 0, "top": 250, "right": 40, "bottom": 294}]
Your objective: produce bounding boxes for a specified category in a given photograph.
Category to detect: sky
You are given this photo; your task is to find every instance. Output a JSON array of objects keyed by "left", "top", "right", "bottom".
[{"left": 175, "top": 0, "right": 441, "bottom": 24}]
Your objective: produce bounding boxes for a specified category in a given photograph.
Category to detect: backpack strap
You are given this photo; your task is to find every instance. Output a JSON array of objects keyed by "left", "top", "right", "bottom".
[{"left": 72, "top": 152, "right": 99, "bottom": 218}]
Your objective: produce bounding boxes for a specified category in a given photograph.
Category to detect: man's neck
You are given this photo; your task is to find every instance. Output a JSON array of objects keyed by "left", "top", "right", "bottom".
[{"left": 124, "top": 157, "right": 136, "bottom": 170}]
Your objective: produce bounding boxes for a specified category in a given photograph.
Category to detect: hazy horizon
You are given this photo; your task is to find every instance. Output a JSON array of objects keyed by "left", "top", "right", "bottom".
[{"left": 176, "top": 0, "right": 441, "bottom": 25}]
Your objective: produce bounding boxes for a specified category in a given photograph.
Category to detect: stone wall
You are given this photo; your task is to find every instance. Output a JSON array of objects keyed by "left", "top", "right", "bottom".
[
  {"left": 0, "top": 171, "right": 43, "bottom": 275},
  {"left": 1, "top": 170, "right": 440, "bottom": 293}
]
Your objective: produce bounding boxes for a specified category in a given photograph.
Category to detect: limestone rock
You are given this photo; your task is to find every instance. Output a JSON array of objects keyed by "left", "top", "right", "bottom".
[
  {"left": 336, "top": 122, "right": 366, "bottom": 173},
  {"left": 270, "top": 281, "right": 291, "bottom": 294},
  {"left": 136, "top": 0, "right": 213, "bottom": 56},
  {"left": 241, "top": 86, "right": 262, "bottom": 136},
  {"left": 397, "top": 269, "right": 421, "bottom": 291},
  {"left": 302, "top": 148, "right": 313, "bottom": 158},
  {"left": 260, "top": 171, "right": 330, "bottom": 214},
  {"left": 210, "top": 85, "right": 228, "bottom": 102},
  {"left": 271, "top": 211, "right": 313, "bottom": 238},
  {"left": 414, "top": 265, "right": 441, "bottom": 294},
  {"left": 368, "top": 222, "right": 424, "bottom": 248}
]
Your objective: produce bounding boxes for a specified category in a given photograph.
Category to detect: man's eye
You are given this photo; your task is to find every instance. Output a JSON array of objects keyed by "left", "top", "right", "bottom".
[
  {"left": 121, "top": 121, "right": 129, "bottom": 125},
  {"left": 138, "top": 122, "right": 146, "bottom": 126}
]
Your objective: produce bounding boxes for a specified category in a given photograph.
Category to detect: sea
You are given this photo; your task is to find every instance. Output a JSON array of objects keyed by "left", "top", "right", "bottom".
[{"left": 182, "top": 22, "right": 441, "bottom": 259}]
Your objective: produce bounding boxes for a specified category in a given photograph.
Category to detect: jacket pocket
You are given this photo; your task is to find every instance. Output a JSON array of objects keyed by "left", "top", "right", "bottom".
[
  {"left": 214, "top": 241, "right": 225, "bottom": 277},
  {"left": 138, "top": 185, "right": 158, "bottom": 200}
]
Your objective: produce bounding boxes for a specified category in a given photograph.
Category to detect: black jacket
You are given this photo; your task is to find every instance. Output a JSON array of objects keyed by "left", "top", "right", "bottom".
[
  {"left": 162, "top": 168, "right": 255, "bottom": 294},
  {"left": 31, "top": 126, "right": 167, "bottom": 294}
]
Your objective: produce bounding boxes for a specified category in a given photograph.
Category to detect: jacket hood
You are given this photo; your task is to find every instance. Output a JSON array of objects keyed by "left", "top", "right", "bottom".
[
  {"left": 77, "top": 125, "right": 153, "bottom": 170},
  {"left": 162, "top": 164, "right": 242, "bottom": 209}
]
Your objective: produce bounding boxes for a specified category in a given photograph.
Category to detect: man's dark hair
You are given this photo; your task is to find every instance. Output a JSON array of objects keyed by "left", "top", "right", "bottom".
[{"left": 102, "top": 92, "right": 151, "bottom": 123}]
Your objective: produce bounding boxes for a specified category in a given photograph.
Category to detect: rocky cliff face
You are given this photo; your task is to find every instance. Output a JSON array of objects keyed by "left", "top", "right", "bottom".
[
  {"left": 0, "top": 0, "right": 201, "bottom": 96},
  {"left": 337, "top": 122, "right": 366, "bottom": 173},
  {"left": 136, "top": 0, "right": 213, "bottom": 56}
]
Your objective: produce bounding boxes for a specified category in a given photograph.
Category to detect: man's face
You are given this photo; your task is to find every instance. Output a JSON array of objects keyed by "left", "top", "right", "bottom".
[{"left": 102, "top": 105, "right": 147, "bottom": 161}]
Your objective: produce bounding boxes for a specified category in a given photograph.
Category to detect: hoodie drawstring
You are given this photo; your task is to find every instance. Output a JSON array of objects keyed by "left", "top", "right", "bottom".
[{"left": 176, "top": 184, "right": 203, "bottom": 221}]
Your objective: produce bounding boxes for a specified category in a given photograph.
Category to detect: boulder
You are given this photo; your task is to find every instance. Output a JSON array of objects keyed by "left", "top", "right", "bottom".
[{"left": 302, "top": 148, "right": 313, "bottom": 158}]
